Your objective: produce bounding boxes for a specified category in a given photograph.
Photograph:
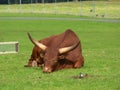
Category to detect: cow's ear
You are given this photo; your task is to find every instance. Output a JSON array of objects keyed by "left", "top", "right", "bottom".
[{"left": 58, "top": 55, "right": 65, "bottom": 60}]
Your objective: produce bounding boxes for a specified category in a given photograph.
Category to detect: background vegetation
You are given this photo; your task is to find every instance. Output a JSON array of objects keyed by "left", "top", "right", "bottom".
[{"left": 0, "top": 1, "right": 120, "bottom": 18}]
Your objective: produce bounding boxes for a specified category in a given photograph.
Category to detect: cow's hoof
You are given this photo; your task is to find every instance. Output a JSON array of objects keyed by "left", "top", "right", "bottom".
[{"left": 32, "top": 61, "right": 37, "bottom": 67}]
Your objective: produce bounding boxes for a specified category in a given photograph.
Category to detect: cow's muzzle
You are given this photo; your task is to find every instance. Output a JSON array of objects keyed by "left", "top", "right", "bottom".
[{"left": 43, "top": 67, "right": 52, "bottom": 73}]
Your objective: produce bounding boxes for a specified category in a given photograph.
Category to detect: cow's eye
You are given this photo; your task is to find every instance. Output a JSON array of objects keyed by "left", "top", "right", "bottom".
[{"left": 40, "top": 53, "right": 44, "bottom": 58}]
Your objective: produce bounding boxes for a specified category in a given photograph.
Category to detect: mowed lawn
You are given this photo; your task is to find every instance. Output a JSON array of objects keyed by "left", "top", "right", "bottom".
[{"left": 0, "top": 16, "right": 120, "bottom": 90}]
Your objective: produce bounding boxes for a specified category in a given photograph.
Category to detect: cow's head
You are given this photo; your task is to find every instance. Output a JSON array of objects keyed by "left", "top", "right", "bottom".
[{"left": 28, "top": 33, "right": 79, "bottom": 73}]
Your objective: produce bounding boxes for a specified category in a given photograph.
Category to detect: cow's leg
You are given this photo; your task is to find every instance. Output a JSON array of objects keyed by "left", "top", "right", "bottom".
[
  {"left": 74, "top": 56, "right": 84, "bottom": 68},
  {"left": 36, "top": 58, "right": 44, "bottom": 67}
]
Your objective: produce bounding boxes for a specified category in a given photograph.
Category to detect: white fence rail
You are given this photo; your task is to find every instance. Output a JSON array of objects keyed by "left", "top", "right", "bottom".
[{"left": 0, "top": 41, "right": 19, "bottom": 54}]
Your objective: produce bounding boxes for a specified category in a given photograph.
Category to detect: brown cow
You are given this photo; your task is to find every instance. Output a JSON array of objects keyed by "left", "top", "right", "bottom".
[{"left": 27, "top": 29, "right": 84, "bottom": 73}]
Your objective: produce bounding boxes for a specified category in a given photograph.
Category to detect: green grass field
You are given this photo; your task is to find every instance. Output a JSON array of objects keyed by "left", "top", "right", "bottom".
[{"left": 0, "top": 15, "right": 120, "bottom": 90}]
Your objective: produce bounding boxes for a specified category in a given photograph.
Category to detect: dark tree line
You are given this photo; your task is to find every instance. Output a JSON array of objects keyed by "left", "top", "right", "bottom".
[
  {"left": 0, "top": 0, "right": 73, "bottom": 4},
  {"left": 0, "top": 0, "right": 108, "bottom": 4}
]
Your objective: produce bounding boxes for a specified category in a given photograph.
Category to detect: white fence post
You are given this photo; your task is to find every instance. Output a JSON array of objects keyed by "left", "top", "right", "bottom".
[
  {"left": 20, "top": 0, "right": 22, "bottom": 13},
  {"left": 80, "top": 0, "right": 82, "bottom": 16}
]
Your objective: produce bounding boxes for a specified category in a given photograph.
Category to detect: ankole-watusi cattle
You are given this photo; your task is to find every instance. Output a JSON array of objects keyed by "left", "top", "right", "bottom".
[{"left": 27, "top": 29, "right": 84, "bottom": 73}]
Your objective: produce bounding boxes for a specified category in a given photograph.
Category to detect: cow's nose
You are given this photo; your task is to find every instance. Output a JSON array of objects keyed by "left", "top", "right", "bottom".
[{"left": 43, "top": 67, "right": 52, "bottom": 73}]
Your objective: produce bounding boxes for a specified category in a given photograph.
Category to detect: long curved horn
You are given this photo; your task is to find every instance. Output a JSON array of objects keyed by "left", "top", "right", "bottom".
[
  {"left": 59, "top": 41, "right": 80, "bottom": 54},
  {"left": 28, "top": 33, "right": 47, "bottom": 51}
]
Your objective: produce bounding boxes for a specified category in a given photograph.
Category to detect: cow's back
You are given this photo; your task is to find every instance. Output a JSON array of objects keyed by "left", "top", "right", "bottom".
[{"left": 59, "top": 29, "right": 82, "bottom": 62}]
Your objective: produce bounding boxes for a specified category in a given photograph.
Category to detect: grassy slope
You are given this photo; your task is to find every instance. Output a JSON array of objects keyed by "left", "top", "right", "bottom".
[
  {"left": 0, "top": 1, "right": 120, "bottom": 19},
  {"left": 0, "top": 19, "right": 120, "bottom": 90}
]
